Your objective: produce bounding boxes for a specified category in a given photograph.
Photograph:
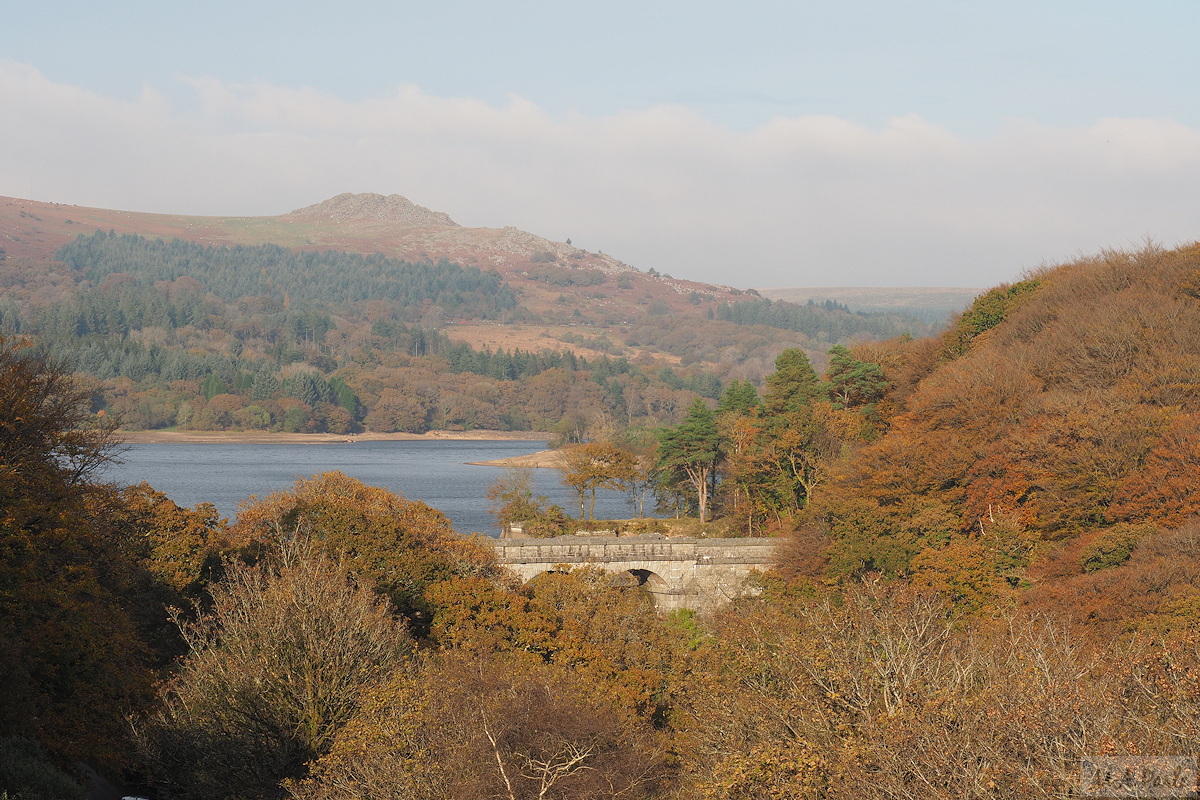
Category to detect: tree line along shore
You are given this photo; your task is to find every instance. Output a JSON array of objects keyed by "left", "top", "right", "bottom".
[{"left": 115, "top": 428, "right": 553, "bottom": 445}]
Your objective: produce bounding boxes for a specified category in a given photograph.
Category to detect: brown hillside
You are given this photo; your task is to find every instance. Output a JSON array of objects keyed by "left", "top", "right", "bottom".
[
  {"left": 0, "top": 192, "right": 933, "bottom": 407},
  {"left": 811, "top": 241, "right": 1200, "bottom": 630},
  {"left": 0, "top": 193, "right": 744, "bottom": 322}
]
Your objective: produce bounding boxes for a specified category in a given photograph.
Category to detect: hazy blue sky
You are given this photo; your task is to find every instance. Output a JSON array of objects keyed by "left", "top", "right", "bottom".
[{"left": 3, "top": 1, "right": 1198, "bottom": 287}]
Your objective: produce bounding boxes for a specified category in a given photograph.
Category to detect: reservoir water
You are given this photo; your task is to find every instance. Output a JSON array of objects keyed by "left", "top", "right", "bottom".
[{"left": 101, "top": 440, "right": 632, "bottom": 537}]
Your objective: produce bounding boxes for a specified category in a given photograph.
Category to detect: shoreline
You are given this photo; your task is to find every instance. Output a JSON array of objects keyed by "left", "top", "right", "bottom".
[
  {"left": 466, "top": 450, "right": 565, "bottom": 469},
  {"left": 116, "top": 429, "right": 552, "bottom": 445}
]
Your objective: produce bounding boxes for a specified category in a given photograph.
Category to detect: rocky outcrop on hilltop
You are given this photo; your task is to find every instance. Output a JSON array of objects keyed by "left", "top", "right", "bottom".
[
  {"left": 282, "top": 193, "right": 654, "bottom": 278},
  {"left": 489, "top": 226, "right": 636, "bottom": 275},
  {"left": 285, "top": 193, "right": 459, "bottom": 227}
]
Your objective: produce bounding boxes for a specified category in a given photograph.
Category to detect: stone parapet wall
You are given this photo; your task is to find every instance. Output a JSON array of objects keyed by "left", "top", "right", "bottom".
[{"left": 492, "top": 534, "right": 778, "bottom": 612}]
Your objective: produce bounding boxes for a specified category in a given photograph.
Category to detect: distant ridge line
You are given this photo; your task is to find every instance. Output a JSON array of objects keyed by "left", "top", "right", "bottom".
[
  {"left": 757, "top": 286, "right": 983, "bottom": 324},
  {"left": 757, "top": 286, "right": 982, "bottom": 294}
]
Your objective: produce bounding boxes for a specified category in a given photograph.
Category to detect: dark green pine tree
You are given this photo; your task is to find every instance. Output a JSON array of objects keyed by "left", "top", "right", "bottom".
[
  {"left": 826, "top": 345, "right": 889, "bottom": 409},
  {"left": 200, "top": 372, "right": 227, "bottom": 400},
  {"left": 656, "top": 398, "right": 720, "bottom": 522},
  {"left": 717, "top": 379, "right": 760, "bottom": 416},
  {"left": 251, "top": 367, "right": 281, "bottom": 402},
  {"left": 328, "top": 376, "right": 358, "bottom": 416},
  {"left": 762, "top": 348, "right": 825, "bottom": 414}
]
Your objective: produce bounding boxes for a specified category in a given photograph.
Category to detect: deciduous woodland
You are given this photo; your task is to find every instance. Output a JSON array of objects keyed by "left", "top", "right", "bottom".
[{"left": 7, "top": 242, "right": 1200, "bottom": 799}]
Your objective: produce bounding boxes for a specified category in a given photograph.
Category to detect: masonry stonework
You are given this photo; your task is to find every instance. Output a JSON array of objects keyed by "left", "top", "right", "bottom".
[{"left": 492, "top": 534, "right": 778, "bottom": 612}]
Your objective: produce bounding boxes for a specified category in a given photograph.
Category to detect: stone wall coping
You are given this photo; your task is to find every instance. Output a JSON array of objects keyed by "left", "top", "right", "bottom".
[
  {"left": 492, "top": 534, "right": 777, "bottom": 548},
  {"left": 492, "top": 534, "right": 776, "bottom": 566},
  {"left": 492, "top": 534, "right": 776, "bottom": 612}
]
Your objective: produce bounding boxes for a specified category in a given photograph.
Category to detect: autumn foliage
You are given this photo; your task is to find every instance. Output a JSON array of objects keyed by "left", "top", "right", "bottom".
[
  {"left": 295, "top": 653, "right": 670, "bottom": 800},
  {"left": 231, "top": 470, "right": 500, "bottom": 632},
  {"left": 0, "top": 336, "right": 157, "bottom": 773},
  {"left": 15, "top": 241, "right": 1200, "bottom": 798},
  {"left": 136, "top": 539, "right": 411, "bottom": 800},
  {"left": 802, "top": 243, "right": 1200, "bottom": 618}
]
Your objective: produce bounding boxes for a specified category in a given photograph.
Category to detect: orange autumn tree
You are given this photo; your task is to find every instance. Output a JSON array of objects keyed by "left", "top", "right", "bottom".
[
  {"left": 558, "top": 441, "right": 638, "bottom": 521},
  {"left": 108, "top": 482, "right": 232, "bottom": 600},
  {"left": 1110, "top": 414, "right": 1200, "bottom": 528},
  {"left": 428, "top": 567, "right": 688, "bottom": 720},
  {"left": 295, "top": 652, "right": 671, "bottom": 800},
  {"left": 0, "top": 335, "right": 157, "bottom": 772},
  {"left": 232, "top": 471, "right": 499, "bottom": 634},
  {"left": 813, "top": 245, "right": 1200, "bottom": 600}
]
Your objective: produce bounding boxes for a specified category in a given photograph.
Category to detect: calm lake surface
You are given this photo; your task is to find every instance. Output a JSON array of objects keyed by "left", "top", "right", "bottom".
[{"left": 101, "top": 440, "right": 631, "bottom": 537}]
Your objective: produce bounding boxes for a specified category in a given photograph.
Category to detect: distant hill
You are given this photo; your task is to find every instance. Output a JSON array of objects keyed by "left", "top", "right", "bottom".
[
  {"left": 0, "top": 192, "right": 938, "bottom": 438},
  {"left": 0, "top": 192, "right": 741, "bottom": 323},
  {"left": 0, "top": 192, "right": 931, "bottom": 352},
  {"left": 757, "top": 286, "right": 981, "bottom": 325}
]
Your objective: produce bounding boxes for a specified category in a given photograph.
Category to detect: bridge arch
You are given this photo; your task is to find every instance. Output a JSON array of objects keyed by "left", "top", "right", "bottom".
[
  {"left": 524, "top": 565, "right": 674, "bottom": 596},
  {"left": 625, "top": 568, "right": 670, "bottom": 592},
  {"left": 491, "top": 534, "right": 777, "bottom": 612}
]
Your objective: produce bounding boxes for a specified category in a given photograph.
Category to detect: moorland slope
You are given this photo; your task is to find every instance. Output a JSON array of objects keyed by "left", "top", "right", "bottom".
[{"left": 0, "top": 193, "right": 930, "bottom": 437}]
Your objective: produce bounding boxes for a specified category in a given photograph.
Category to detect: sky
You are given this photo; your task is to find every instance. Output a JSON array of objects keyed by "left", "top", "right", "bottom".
[{"left": 2, "top": 1, "right": 1199, "bottom": 289}]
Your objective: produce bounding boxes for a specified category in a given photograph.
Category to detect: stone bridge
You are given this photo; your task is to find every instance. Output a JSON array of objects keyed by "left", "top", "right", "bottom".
[{"left": 492, "top": 534, "right": 778, "bottom": 612}]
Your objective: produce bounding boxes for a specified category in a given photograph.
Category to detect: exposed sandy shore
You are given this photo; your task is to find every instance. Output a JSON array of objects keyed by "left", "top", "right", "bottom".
[
  {"left": 117, "top": 429, "right": 552, "bottom": 445},
  {"left": 466, "top": 450, "right": 565, "bottom": 469}
]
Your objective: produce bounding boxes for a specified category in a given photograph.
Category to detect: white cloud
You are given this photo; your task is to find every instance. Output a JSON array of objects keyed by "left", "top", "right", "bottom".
[{"left": 2, "top": 59, "right": 1198, "bottom": 289}]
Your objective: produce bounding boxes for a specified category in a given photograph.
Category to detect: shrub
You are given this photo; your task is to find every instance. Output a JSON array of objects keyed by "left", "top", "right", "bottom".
[
  {"left": 1081, "top": 524, "right": 1155, "bottom": 573},
  {"left": 231, "top": 472, "right": 500, "bottom": 631},
  {"left": 295, "top": 653, "right": 670, "bottom": 800},
  {"left": 0, "top": 737, "right": 85, "bottom": 800},
  {"left": 136, "top": 539, "right": 411, "bottom": 800}
]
